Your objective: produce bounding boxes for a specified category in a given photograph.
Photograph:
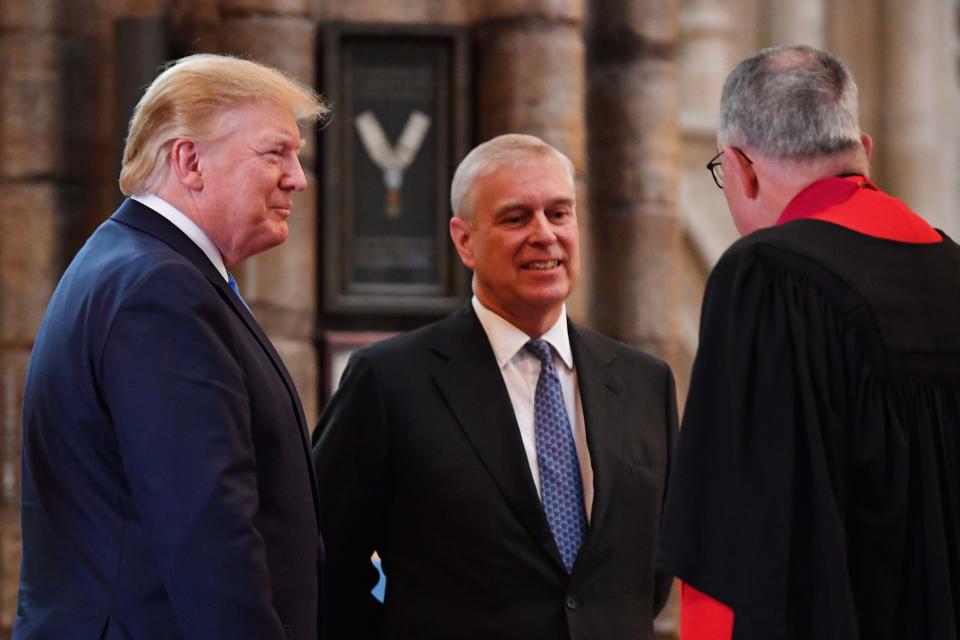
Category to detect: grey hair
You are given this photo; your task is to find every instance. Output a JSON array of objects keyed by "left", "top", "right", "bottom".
[
  {"left": 450, "top": 133, "right": 576, "bottom": 221},
  {"left": 718, "top": 45, "right": 862, "bottom": 159}
]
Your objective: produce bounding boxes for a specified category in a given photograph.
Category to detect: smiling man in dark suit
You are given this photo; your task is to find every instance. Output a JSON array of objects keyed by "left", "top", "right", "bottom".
[
  {"left": 15, "top": 54, "right": 327, "bottom": 639},
  {"left": 313, "top": 133, "right": 678, "bottom": 640}
]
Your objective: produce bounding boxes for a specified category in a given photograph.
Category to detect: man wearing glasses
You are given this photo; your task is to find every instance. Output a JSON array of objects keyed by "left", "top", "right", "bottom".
[{"left": 658, "top": 45, "right": 960, "bottom": 639}]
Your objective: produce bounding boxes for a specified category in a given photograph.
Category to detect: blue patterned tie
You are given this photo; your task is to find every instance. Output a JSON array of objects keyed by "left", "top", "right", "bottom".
[
  {"left": 227, "top": 273, "right": 251, "bottom": 312},
  {"left": 525, "top": 338, "right": 588, "bottom": 573}
]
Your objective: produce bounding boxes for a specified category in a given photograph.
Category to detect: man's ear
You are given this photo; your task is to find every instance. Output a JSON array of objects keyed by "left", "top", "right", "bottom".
[
  {"left": 169, "top": 138, "right": 204, "bottom": 190},
  {"left": 449, "top": 216, "right": 475, "bottom": 270},
  {"left": 861, "top": 132, "right": 874, "bottom": 160},
  {"left": 724, "top": 145, "right": 759, "bottom": 200}
]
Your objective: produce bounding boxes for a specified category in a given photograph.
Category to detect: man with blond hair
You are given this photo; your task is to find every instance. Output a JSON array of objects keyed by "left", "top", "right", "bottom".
[
  {"left": 314, "top": 133, "right": 677, "bottom": 639},
  {"left": 15, "top": 54, "right": 327, "bottom": 639}
]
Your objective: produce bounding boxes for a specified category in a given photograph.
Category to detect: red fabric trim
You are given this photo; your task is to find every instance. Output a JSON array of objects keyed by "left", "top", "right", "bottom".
[
  {"left": 775, "top": 175, "right": 941, "bottom": 243},
  {"left": 680, "top": 581, "right": 734, "bottom": 640}
]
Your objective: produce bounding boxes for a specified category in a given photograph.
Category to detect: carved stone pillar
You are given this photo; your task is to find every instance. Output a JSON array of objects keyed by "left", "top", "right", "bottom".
[
  {"left": 172, "top": 0, "right": 220, "bottom": 53},
  {"left": 317, "top": 0, "right": 468, "bottom": 23},
  {"left": 217, "top": 0, "right": 323, "bottom": 423},
  {"left": 678, "top": 0, "right": 737, "bottom": 267},
  {"left": 827, "top": 0, "right": 881, "bottom": 157},
  {"left": 767, "top": 0, "right": 824, "bottom": 47},
  {"left": 880, "top": 0, "right": 959, "bottom": 236},
  {"left": 674, "top": 0, "right": 736, "bottom": 397},
  {"left": 0, "top": 0, "right": 109, "bottom": 628},
  {"left": 586, "top": 0, "right": 683, "bottom": 368},
  {"left": 473, "top": 0, "right": 590, "bottom": 320},
  {"left": 0, "top": 181, "right": 58, "bottom": 630}
]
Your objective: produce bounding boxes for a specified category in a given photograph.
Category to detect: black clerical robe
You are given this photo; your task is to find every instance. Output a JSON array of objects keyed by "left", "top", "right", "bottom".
[{"left": 659, "top": 178, "right": 960, "bottom": 639}]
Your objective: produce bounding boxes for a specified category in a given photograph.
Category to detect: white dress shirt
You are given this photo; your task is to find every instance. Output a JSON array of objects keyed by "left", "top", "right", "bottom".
[
  {"left": 131, "top": 193, "right": 228, "bottom": 283},
  {"left": 471, "top": 296, "right": 594, "bottom": 521}
]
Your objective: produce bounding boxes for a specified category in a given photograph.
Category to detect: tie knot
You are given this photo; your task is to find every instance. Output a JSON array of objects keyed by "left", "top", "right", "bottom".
[{"left": 524, "top": 339, "right": 553, "bottom": 366}]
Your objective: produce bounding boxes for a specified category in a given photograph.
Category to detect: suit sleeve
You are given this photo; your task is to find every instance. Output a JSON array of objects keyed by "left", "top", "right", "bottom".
[
  {"left": 312, "top": 353, "right": 387, "bottom": 640},
  {"left": 99, "top": 265, "right": 286, "bottom": 639}
]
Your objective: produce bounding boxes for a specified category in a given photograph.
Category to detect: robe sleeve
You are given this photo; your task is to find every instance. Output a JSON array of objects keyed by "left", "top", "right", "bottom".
[{"left": 657, "top": 241, "right": 860, "bottom": 638}]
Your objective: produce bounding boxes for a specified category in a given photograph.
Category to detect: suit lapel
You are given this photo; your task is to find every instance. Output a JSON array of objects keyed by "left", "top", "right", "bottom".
[
  {"left": 111, "top": 200, "right": 319, "bottom": 521},
  {"left": 431, "top": 305, "right": 564, "bottom": 569},
  {"left": 570, "top": 324, "right": 626, "bottom": 561},
  {"left": 112, "top": 201, "right": 300, "bottom": 417}
]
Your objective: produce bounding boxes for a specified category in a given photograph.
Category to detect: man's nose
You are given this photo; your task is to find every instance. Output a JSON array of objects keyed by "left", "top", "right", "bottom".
[
  {"left": 283, "top": 155, "right": 308, "bottom": 192},
  {"left": 528, "top": 211, "right": 557, "bottom": 243}
]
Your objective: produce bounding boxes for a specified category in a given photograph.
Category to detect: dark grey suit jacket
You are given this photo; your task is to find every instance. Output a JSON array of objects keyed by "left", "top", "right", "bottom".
[{"left": 313, "top": 303, "right": 676, "bottom": 640}]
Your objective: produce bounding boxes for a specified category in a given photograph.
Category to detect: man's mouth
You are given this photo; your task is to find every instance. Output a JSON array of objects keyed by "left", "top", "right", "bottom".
[{"left": 523, "top": 259, "right": 561, "bottom": 270}]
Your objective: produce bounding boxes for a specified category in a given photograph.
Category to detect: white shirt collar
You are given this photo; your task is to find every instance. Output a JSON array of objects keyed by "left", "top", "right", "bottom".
[
  {"left": 471, "top": 296, "right": 574, "bottom": 371},
  {"left": 131, "top": 193, "right": 229, "bottom": 282}
]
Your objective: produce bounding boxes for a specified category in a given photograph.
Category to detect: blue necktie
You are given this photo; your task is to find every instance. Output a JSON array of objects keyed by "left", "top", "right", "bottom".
[
  {"left": 525, "top": 339, "right": 588, "bottom": 573},
  {"left": 227, "top": 273, "right": 251, "bottom": 312}
]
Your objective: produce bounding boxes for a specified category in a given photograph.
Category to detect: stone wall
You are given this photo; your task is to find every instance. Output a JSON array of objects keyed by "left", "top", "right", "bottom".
[{"left": 0, "top": 0, "right": 116, "bottom": 627}]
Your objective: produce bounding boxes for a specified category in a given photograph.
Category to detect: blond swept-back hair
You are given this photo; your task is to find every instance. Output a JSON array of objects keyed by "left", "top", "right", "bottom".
[
  {"left": 450, "top": 133, "right": 576, "bottom": 222},
  {"left": 119, "top": 53, "right": 328, "bottom": 196}
]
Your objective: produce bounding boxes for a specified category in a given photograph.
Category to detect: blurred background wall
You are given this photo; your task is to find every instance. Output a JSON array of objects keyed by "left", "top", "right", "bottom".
[{"left": 1, "top": 0, "right": 957, "bottom": 635}]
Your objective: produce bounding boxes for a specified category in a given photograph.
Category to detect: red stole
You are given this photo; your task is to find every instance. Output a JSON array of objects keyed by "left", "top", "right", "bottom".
[{"left": 775, "top": 175, "right": 940, "bottom": 243}]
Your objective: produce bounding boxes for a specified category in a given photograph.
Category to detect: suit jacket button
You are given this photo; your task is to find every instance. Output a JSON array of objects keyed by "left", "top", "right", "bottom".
[{"left": 565, "top": 595, "right": 579, "bottom": 610}]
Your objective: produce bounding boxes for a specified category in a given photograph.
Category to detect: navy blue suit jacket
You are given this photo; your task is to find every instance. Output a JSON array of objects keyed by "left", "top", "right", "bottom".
[{"left": 15, "top": 199, "right": 322, "bottom": 639}]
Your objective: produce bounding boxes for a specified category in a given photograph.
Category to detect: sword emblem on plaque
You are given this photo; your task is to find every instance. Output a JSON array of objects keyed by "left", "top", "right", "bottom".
[{"left": 354, "top": 110, "right": 432, "bottom": 219}]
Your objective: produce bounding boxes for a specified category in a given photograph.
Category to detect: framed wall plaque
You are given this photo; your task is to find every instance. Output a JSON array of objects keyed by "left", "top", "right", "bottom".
[{"left": 320, "top": 23, "right": 471, "bottom": 315}]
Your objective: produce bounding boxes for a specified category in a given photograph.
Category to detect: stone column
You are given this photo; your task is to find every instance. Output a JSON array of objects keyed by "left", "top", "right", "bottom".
[
  {"left": 678, "top": 0, "right": 737, "bottom": 268},
  {"left": 828, "top": 0, "right": 882, "bottom": 155},
  {"left": 586, "top": 0, "right": 683, "bottom": 366},
  {"left": 674, "top": 0, "right": 737, "bottom": 399},
  {"left": 880, "top": 0, "right": 959, "bottom": 236},
  {"left": 172, "top": 0, "right": 220, "bottom": 54},
  {"left": 473, "top": 0, "right": 590, "bottom": 321},
  {"left": 216, "top": 0, "right": 323, "bottom": 424},
  {"left": 317, "top": 0, "right": 468, "bottom": 23},
  {"left": 767, "top": 0, "right": 825, "bottom": 47},
  {"left": 0, "top": 0, "right": 112, "bottom": 629}
]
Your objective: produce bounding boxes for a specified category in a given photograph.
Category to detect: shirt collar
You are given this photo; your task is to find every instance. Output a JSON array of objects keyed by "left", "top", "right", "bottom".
[
  {"left": 131, "top": 193, "right": 229, "bottom": 282},
  {"left": 471, "top": 296, "right": 574, "bottom": 371}
]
